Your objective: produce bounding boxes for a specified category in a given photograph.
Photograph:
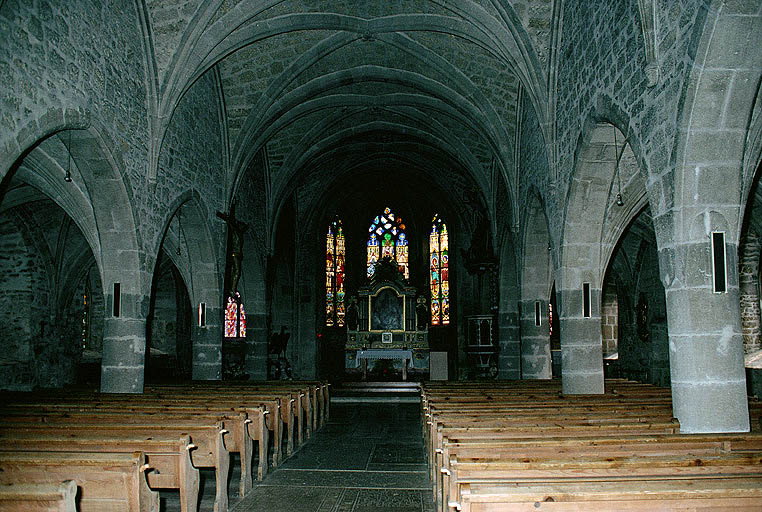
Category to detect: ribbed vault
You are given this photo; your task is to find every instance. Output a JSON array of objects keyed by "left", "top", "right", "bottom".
[{"left": 145, "top": 0, "right": 556, "bottom": 239}]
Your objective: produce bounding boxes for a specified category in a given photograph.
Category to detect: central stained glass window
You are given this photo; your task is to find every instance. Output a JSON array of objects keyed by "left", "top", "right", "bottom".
[{"left": 367, "top": 207, "right": 408, "bottom": 280}]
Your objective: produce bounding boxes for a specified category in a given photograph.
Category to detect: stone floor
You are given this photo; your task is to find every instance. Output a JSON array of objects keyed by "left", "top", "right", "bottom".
[
  {"left": 231, "top": 402, "right": 434, "bottom": 512},
  {"left": 161, "top": 402, "right": 434, "bottom": 512}
]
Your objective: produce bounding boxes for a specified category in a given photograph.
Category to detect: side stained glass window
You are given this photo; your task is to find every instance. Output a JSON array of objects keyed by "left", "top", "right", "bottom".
[
  {"left": 367, "top": 207, "right": 408, "bottom": 279},
  {"left": 430, "top": 214, "right": 449, "bottom": 325},
  {"left": 326, "top": 219, "right": 345, "bottom": 327},
  {"left": 225, "top": 292, "right": 246, "bottom": 337}
]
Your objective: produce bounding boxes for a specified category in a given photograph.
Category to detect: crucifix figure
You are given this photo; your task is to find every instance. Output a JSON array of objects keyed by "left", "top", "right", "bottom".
[{"left": 217, "top": 204, "right": 249, "bottom": 298}]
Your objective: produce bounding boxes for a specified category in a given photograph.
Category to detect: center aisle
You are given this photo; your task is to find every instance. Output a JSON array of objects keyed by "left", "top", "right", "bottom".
[{"left": 231, "top": 402, "right": 434, "bottom": 512}]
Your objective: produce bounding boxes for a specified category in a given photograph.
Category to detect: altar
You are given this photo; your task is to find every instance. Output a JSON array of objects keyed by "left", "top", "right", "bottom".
[
  {"left": 345, "top": 258, "right": 429, "bottom": 380},
  {"left": 354, "top": 349, "right": 413, "bottom": 380}
]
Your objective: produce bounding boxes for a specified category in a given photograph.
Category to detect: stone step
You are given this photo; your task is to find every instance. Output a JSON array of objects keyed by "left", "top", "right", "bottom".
[{"left": 331, "top": 381, "right": 422, "bottom": 402}]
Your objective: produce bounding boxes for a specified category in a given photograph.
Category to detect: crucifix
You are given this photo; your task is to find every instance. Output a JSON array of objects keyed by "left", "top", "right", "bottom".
[{"left": 216, "top": 204, "right": 249, "bottom": 298}]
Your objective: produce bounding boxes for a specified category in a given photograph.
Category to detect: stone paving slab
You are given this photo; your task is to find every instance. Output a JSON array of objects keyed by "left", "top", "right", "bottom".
[
  {"left": 232, "top": 486, "right": 434, "bottom": 512},
  {"left": 230, "top": 403, "right": 435, "bottom": 512},
  {"left": 262, "top": 468, "right": 431, "bottom": 489}
]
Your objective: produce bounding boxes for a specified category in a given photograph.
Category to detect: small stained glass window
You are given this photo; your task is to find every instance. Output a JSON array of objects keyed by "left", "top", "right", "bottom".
[
  {"left": 224, "top": 292, "right": 246, "bottom": 337},
  {"left": 326, "top": 219, "right": 346, "bottom": 327},
  {"left": 430, "top": 214, "right": 449, "bottom": 325}
]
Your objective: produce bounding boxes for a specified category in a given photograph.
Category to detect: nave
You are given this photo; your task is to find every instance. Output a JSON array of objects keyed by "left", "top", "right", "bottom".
[{"left": 232, "top": 401, "right": 433, "bottom": 512}]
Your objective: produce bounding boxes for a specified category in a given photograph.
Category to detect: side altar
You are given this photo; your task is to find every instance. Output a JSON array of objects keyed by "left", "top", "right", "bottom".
[{"left": 345, "top": 258, "right": 429, "bottom": 380}]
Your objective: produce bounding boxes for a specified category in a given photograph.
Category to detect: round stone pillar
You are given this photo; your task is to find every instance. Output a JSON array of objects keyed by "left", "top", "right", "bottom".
[
  {"left": 520, "top": 298, "right": 552, "bottom": 379},
  {"left": 100, "top": 300, "right": 147, "bottom": 393},
  {"left": 192, "top": 305, "right": 222, "bottom": 380},
  {"left": 665, "top": 240, "right": 749, "bottom": 433},
  {"left": 559, "top": 285, "right": 604, "bottom": 394}
]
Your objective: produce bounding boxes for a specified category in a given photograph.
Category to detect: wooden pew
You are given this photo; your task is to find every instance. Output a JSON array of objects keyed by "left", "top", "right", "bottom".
[
  {"left": 0, "top": 481, "right": 76, "bottom": 512},
  {"left": 147, "top": 383, "right": 320, "bottom": 452},
  {"left": 426, "top": 414, "right": 680, "bottom": 473},
  {"left": 0, "top": 432, "right": 199, "bottom": 512},
  {"left": 0, "top": 417, "right": 231, "bottom": 512},
  {"left": 420, "top": 380, "right": 762, "bottom": 512},
  {"left": 439, "top": 433, "right": 762, "bottom": 511},
  {"left": 457, "top": 478, "right": 762, "bottom": 511},
  {"left": 1, "top": 401, "right": 267, "bottom": 492},
  {"left": 0, "top": 451, "right": 159, "bottom": 512},
  {"left": 428, "top": 420, "right": 681, "bottom": 497}
]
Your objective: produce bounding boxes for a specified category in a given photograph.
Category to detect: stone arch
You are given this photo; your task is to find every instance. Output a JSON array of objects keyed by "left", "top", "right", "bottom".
[
  {"left": 153, "top": 192, "right": 223, "bottom": 381},
  {"left": 661, "top": 2, "right": 761, "bottom": 431},
  {"left": 520, "top": 188, "right": 553, "bottom": 379},
  {"left": 229, "top": 32, "right": 516, "bottom": 178},
  {"left": 160, "top": 5, "right": 548, "bottom": 138},
  {"left": 559, "top": 121, "right": 635, "bottom": 394},
  {"left": 1, "top": 117, "right": 143, "bottom": 392},
  {"left": 146, "top": 250, "right": 193, "bottom": 382}
]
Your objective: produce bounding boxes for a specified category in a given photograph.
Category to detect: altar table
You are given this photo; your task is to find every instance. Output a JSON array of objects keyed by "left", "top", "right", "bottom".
[{"left": 355, "top": 349, "right": 413, "bottom": 381}]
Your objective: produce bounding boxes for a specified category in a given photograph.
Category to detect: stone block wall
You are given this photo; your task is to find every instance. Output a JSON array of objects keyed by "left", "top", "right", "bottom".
[
  {"left": 601, "top": 284, "right": 618, "bottom": 358},
  {"left": 0, "top": 210, "right": 78, "bottom": 390}
]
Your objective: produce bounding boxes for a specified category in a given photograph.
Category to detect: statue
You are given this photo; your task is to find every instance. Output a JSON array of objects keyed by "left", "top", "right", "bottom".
[
  {"left": 346, "top": 296, "right": 360, "bottom": 331},
  {"left": 216, "top": 204, "right": 248, "bottom": 298},
  {"left": 415, "top": 295, "right": 429, "bottom": 330},
  {"left": 269, "top": 326, "right": 290, "bottom": 355}
]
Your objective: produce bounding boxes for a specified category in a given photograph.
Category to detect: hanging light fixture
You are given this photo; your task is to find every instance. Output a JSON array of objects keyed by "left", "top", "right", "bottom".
[
  {"left": 63, "top": 130, "right": 73, "bottom": 182},
  {"left": 613, "top": 128, "right": 623, "bottom": 206}
]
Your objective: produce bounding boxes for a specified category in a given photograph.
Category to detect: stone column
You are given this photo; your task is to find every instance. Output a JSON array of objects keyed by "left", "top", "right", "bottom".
[
  {"left": 600, "top": 285, "right": 618, "bottom": 358},
  {"left": 497, "top": 308, "right": 521, "bottom": 379},
  {"left": 664, "top": 238, "right": 749, "bottom": 432},
  {"left": 100, "top": 291, "right": 147, "bottom": 393},
  {"left": 191, "top": 306, "right": 222, "bottom": 380},
  {"left": 520, "top": 298, "right": 552, "bottom": 378},
  {"left": 558, "top": 284, "right": 604, "bottom": 394},
  {"left": 245, "top": 309, "right": 268, "bottom": 380},
  {"left": 739, "top": 232, "right": 761, "bottom": 355}
]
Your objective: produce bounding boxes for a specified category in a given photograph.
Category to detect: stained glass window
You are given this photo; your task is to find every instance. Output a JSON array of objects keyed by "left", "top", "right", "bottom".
[
  {"left": 430, "top": 214, "right": 449, "bottom": 325},
  {"left": 225, "top": 292, "right": 246, "bottom": 337},
  {"left": 326, "top": 219, "right": 346, "bottom": 327},
  {"left": 367, "top": 207, "right": 408, "bottom": 279}
]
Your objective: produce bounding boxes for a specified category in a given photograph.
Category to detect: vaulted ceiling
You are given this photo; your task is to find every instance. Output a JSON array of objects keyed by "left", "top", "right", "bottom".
[{"left": 147, "top": 0, "right": 555, "bottom": 228}]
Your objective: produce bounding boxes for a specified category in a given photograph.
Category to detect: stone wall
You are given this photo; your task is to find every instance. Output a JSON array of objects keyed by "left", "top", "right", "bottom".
[
  {"left": 0, "top": 0, "right": 148, "bottom": 207},
  {"left": 0, "top": 209, "right": 78, "bottom": 390},
  {"left": 553, "top": 0, "right": 704, "bottom": 224},
  {"left": 601, "top": 283, "right": 618, "bottom": 358}
]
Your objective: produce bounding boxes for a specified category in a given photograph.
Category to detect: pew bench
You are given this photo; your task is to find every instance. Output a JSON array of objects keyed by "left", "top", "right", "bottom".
[
  {"left": 435, "top": 432, "right": 762, "bottom": 508},
  {"left": 0, "top": 418, "right": 231, "bottom": 512},
  {"left": 0, "top": 481, "right": 76, "bottom": 512},
  {"left": 0, "top": 432, "right": 199, "bottom": 512},
  {"left": 442, "top": 451, "right": 762, "bottom": 511},
  {"left": 455, "top": 477, "right": 762, "bottom": 511},
  {"left": 1, "top": 401, "right": 267, "bottom": 492},
  {"left": 0, "top": 450, "right": 159, "bottom": 512},
  {"left": 428, "top": 421, "right": 681, "bottom": 487}
]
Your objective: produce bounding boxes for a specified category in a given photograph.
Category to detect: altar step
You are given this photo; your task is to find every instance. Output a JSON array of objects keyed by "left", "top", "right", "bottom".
[{"left": 331, "top": 381, "right": 421, "bottom": 403}]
